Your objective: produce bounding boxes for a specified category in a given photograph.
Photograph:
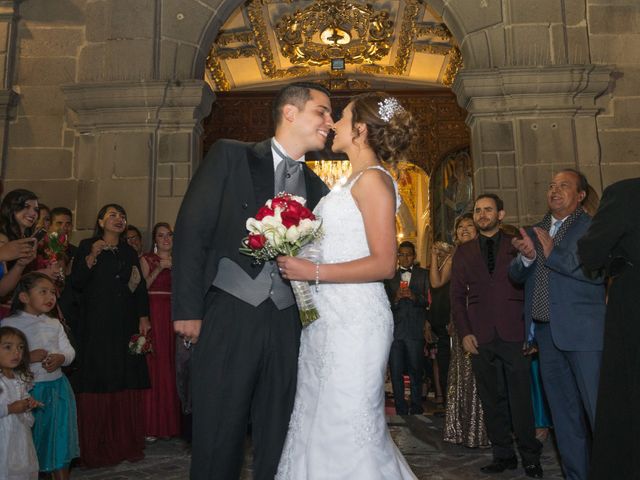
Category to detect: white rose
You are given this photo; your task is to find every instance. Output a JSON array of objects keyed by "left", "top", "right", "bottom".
[
  {"left": 265, "top": 199, "right": 272, "bottom": 208},
  {"left": 246, "top": 218, "right": 263, "bottom": 234},
  {"left": 264, "top": 225, "right": 286, "bottom": 247},
  {"left": 290, "top": 195, "right": 306, "bottom": 206},
  {"left": 261, "top": 215, "right": 281, "bottom": 229},
  {"left": 285, "top": 225, "right": 300, "bottom": 243},
  {"left": 298, "top": 218, "right": 315, "bottom": 235}
]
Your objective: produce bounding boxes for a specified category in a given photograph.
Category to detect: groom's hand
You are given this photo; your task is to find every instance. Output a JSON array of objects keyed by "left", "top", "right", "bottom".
[{"left": 174, "top": 319, "right": 202, "bottom": 344}]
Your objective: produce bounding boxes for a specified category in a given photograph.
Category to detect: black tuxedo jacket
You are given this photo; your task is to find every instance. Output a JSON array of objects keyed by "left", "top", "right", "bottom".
[
  {"left": 172, "top": 138, "right": 329, "bottom": 321},
  {"left": 385, "top": 266, "right": 429, "bottom": 341}
]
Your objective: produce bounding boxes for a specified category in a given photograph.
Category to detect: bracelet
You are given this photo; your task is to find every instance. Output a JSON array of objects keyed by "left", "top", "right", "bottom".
[{"left": 315, "top": 262, "right": 320, "bottom": 292}]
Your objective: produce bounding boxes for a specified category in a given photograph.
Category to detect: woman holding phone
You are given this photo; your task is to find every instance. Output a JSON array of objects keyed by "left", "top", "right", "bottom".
[{"left": 0, "top": 190, "right": 58, "bottom": 312}]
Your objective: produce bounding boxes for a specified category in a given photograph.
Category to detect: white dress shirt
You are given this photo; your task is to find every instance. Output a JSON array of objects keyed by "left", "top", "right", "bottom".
[
  {"left": 2, "top": 311, "right": 75, "bottom": 383},
  {"left": 271, "top": 138, "right": 305, "bottom": 172}
]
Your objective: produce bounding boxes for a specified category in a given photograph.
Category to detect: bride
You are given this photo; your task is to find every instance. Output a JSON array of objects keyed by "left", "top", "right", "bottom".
[{"left": 275, "top": 93, "right": 419, "bottom": 479}]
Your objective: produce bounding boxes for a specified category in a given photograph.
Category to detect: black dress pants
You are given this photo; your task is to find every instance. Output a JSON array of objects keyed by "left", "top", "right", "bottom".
[
  {"left": 471, "top": 337, "right": 541, "bottom": 465},
  {"left": 190, "top": 289, "right": 301, "bottom": 480},
  {"left": 389, "top": 338, "right": 425, "bottom": 414}
]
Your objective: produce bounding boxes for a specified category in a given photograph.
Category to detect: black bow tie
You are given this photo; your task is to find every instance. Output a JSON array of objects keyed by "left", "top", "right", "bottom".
[{"left": 400, "top": 268, "right": 412, "bottom": 273}]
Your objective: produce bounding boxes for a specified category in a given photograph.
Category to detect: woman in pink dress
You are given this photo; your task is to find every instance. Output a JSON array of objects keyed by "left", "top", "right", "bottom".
[{"left": 140, "top": 222, "right": 181, "bottom": 440}]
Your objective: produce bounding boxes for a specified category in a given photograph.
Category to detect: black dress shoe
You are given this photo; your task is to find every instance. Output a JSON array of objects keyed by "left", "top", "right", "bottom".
[
  {"left": 480, "top": 456, "right": 518, "bottom": 473},
  {"left": 524, "top": 463, "right": 543, "bottom": 478}
]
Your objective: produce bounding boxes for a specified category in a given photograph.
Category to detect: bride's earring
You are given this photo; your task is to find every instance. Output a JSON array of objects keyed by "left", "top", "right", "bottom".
[{"left": 153, "top": 243, "right": 158, "bottom": 254}]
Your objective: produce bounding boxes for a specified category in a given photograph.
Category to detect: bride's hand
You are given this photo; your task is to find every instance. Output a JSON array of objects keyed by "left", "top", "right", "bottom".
[{"left": 276, "top": 256, "right": 315, "bottom": 281}]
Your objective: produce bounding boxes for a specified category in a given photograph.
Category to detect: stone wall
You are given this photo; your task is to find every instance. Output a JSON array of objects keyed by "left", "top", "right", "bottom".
[{"left": 589, "top": 0, "right": 640, "bottom": 185}]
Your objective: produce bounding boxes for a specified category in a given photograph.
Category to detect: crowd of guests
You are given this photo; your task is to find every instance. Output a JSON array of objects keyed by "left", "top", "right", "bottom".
[
  {"left": 0, "top": 188, "right": 182, "bottom": 478},
  {"left": 385, "top": 169, "right": 637, "bottom": 480},
  {"left": 0, "top": 168, "right": 636, "bottom": 479}
]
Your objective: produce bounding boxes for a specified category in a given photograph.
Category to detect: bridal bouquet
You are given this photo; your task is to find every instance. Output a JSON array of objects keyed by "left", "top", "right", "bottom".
[
  {"left": 240, "top": 193, "right": 323, "bottom": 326},
  {"left": 128, "top": 333, "right": 154, "bottom": 355}
]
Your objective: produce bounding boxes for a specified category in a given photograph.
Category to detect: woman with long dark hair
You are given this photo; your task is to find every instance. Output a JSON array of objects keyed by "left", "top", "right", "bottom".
[
  {"left": 0, "top": 190, "right": 55, "bottom": 308},
  {"left": 70, "top": 203, "right": 150, "bottom": 467}
]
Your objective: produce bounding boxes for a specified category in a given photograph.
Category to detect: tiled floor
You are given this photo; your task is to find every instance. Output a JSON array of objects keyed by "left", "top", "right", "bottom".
[{"left": 70, "top": 400, "right": 563, "bottom": 479}]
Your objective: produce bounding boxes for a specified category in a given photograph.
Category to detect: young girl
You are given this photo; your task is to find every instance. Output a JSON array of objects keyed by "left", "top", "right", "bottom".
[
  {"left": 2, "top": 273, "right": 79, "bottom": 480},
  {"left": 0, "top": 325, "right": 39, "bottom": 479}
]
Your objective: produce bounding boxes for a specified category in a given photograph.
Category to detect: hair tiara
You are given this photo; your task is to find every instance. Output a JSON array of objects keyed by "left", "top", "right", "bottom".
[{"left": 377, "top": 97, "right": 405, "bottom": 123}]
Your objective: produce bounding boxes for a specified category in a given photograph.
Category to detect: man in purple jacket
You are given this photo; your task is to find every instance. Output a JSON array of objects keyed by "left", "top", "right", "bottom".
[{"left": 451, "top": 193, "right": 542, "bottom": 478}]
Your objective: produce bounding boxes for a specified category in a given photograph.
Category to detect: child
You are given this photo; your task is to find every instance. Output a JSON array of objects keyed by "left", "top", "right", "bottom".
[
  {"left": 0, "top": 325, "right": 39, "bottom": 479},
  {"left": 2, "top": 273, "right": 79, "bottom": 480}
]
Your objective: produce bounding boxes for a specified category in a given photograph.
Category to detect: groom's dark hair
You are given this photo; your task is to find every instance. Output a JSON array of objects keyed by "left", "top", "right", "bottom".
[{"left": 272, "top": 82, "right": 331, "bottom": 126}]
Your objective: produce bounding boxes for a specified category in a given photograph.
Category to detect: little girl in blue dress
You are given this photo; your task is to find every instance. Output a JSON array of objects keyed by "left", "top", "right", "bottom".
[{"left": 2, "top": 272, "right": 79, "bottom": 479}]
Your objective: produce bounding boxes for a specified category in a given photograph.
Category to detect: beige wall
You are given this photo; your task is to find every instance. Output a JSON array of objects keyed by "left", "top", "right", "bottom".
[{"left": 0, "top": 0, "right": 638, "bottom": 239}]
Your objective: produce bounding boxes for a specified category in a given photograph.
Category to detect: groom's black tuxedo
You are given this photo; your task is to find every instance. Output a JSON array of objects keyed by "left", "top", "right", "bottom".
[{"left": 173, "top": 138, "right": 328, "bottom": 480}]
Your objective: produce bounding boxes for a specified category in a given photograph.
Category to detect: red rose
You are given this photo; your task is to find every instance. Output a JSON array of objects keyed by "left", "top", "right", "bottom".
[
  {"left": 280, "top": 210, "right": 300, "bottom": 228},
  {"left": 299, "top": 207, "right": 315, "bottom": 221},
  {"left": 271, "top": 197, "right": 289, "bottom": 210},
  {"left": 255, "top": 206, "right": 274, "bottom": 221},
  {"left": 247, "top": 233, "right": 267, "bottom": 250}
]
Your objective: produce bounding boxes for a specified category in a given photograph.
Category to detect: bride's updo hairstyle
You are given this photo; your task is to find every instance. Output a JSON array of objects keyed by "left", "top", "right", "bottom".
[{"left": 350, "top": 93, "right": 417, "bottom": 167}]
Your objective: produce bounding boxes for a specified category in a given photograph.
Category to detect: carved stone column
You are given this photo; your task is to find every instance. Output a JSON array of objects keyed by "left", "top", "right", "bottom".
[
  {"left": 453, "top": 65, "right": 612, "bottom": 225},
  {"left": 0, "top": 1, "right": 19, "bottom": 175},
  {"left": 62, "top": 80, "right": 214, "bottom": 235}
]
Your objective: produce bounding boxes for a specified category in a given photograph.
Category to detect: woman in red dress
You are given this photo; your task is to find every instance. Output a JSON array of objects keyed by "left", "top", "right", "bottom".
[{"left": 140, "top": 222, "right": 181, "bottom": 440}]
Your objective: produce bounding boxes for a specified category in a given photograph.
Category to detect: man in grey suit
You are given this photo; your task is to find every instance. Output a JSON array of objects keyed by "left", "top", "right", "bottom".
[
  {"left": 173, "top": 82, "right": 332, "bottom": 480},
  {"left": 509, "top": 169, "right": 606, "bottom": 480}
]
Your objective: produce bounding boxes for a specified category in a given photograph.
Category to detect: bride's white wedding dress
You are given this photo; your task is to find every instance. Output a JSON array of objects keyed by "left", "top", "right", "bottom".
[{"left": 276, "top": 166, "right": 418, "bottom": 480}]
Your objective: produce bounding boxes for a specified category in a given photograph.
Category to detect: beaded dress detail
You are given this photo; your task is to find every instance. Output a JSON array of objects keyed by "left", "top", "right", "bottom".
[{"left": 276, "top": 166, "right": 417, "bottom": 480}]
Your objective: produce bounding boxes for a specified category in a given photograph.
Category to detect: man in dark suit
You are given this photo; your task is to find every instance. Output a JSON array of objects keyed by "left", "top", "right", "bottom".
[
  {"left": 510, "top": 169, "right": 606, "bottom": 480},
  {"left": 451, "top": 193, "right": 542, "bottom": 478},
  {"left": 172, "top": 82, "right": 332, "bottom": 480},
  {"left": 385, "top": 241, "right": 429, "bottom": 415},
  {"left": 578, "top": 177, "right": 640, "bottom": 480}
]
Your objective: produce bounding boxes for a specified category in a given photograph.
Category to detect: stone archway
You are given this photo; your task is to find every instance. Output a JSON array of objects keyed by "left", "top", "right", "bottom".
[{"left": 59, "top": 0, "right": 614, "bottom": 233}]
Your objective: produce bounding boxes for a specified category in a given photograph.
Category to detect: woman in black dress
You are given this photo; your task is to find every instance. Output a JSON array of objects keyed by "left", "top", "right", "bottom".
[{"left": 71, "top": 204, "right": 150, "bottom": 467}]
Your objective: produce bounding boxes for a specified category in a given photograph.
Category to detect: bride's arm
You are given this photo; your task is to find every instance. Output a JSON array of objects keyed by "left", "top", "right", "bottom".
[{"left": 278, "top": 170, "right": 397, "bottom": 283}]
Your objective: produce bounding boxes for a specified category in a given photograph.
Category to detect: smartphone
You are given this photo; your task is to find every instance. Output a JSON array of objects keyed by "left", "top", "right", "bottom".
[{"left": 32, "top": 228, "right": 47, "bottom": 243}]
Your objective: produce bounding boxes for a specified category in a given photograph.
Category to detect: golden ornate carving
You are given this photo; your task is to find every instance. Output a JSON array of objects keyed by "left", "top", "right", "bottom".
[
  {"left": 215, "top": 46, "right": 259, "bottom": 59},
  {"left": 205, "top": 0, "right": 463, "bottom": 91},
  {"left": 414, "top": 43, "right": 451, "bottom": 55},
  {"left": 442, "top": 46, "right": 463, "bottom": 87},
  {"left": 318, "top": 76, "right": 371, "bottom": 90},
  {"left": 274, "top": 0, "right": 394, "bottom": 67},
  {"left": 416, "top": 23, "right": 451, "bottom": 39},
  {"left": 216, "top": 31, "right": 254, "bottom": 46},
  {"left": 246, "top": 0, "right": 311, "bottom": 79},
  {"left": 360, "top": 0, "right": 420, "bottom": 76},
  {"left": 205, "top": 54, "right": 231, "bottom": 92}
]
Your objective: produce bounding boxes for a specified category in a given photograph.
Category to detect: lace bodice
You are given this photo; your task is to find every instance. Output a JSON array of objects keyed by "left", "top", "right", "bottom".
[{"left": 313, "top": 166, "right": 400, "bottom": 264}]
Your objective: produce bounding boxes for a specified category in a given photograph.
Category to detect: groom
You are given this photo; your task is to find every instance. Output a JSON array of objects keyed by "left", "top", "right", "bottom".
[{"left": 173, "top": 82, "right": 332, "bottom": 480}]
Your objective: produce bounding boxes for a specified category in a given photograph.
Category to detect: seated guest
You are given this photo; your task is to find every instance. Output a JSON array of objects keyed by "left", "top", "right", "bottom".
[{"left": 384, "top": 241, "right": 429, "bottom": 415}]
